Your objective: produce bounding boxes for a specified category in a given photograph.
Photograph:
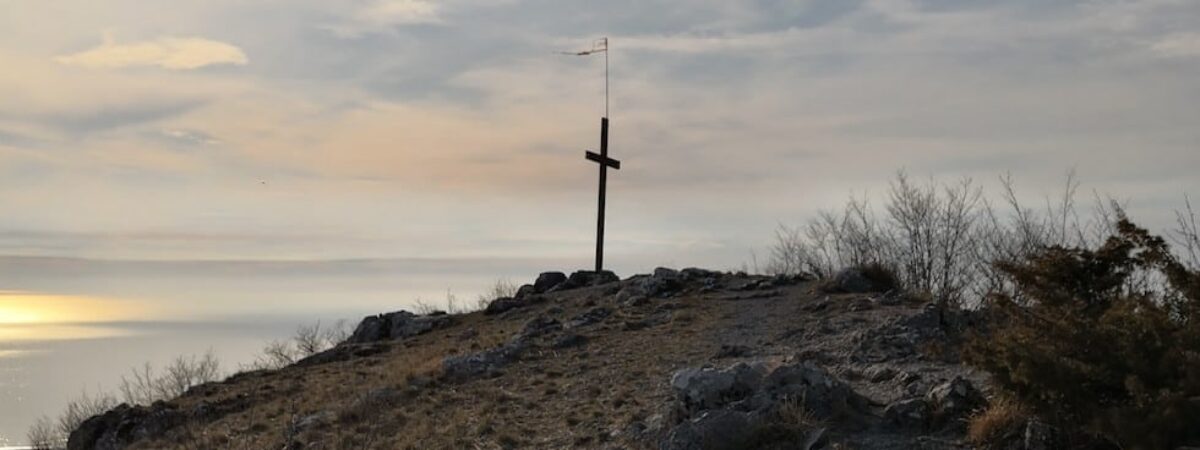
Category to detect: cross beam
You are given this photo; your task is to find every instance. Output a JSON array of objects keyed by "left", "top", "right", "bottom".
[{"left": 586, "top": 117, "right": 619, "bottom": 272}]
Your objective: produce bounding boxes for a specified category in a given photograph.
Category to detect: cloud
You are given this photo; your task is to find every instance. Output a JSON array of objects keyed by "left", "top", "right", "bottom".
[
  {"left": 323, "top": 0, "right": 442, "bottom": 37},
  {"left": 56, "top": 35, "right": 248, "bottom": 70},
  {"left": 1151, "top": 32, "right": 1200, "bottom": 58}
]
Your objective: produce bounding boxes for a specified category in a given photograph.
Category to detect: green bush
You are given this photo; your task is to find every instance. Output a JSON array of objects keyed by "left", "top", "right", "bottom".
[{"left": 965, "top": 218, "right": 1200, "bottom": 449}]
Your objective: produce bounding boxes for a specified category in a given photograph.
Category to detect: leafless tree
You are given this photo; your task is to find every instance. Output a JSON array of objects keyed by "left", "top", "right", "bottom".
[{"left": 27, "top": 416, "right": 58, "bottom": 450}]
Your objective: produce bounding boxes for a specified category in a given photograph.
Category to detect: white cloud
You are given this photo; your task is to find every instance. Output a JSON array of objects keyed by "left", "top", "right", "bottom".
[
  {"left": 1151, "top": 32, "right": 1200, "bottom": 58},
  {"left": 56, "top": 35, "right": 248, "bottom": 70},
  {"left": 324, "top": 0, "right": 441, "bottom": 37}
]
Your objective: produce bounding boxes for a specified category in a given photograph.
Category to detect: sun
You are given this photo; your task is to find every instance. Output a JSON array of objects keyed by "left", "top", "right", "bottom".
[
  {"left": 0, "top": 291, "right": 150, "bottom": 325},
  {"left": 0, "top": 301, "right": 43, "bottom": 324}
]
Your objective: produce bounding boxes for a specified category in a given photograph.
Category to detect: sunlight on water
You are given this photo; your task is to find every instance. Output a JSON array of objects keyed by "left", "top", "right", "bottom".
[
  {"left": 0, "top": 323, "right": 138, "bottom": 342},
  {"left": 0, "top": 291, "right": 158, "bottom": 326}
]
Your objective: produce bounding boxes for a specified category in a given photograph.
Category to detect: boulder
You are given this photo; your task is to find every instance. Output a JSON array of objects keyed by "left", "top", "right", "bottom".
[
  {"left": 671, "top": 362, "right": 768, "bottom": 415},
  {"left": 653, "top": 267, "right": 680, "bottom": 278},
  {"left": 346, "top": 311, "right": 454, "bottom": 344},
  {"left": 519, "top": 316, "right": 562, "bottom": 339},
  {"left": 829, "top": 267, "right": 878, "bottom": 293},
  {"left": 664, "top": 358, "right": 855, "bottom": 450},
  {"left": 484, "top": 297, "right": 523, "bottom": 315},
  {"left": 533, "top": 272, "right": 568, "bottom": 293},
  {"left": 513, "top": 284, "right": 537, "bottom": 299},
  {"left": 552, "top": 270, "right": 620, "bottom": 291},
  {"left": 442, "top": 339, "right": 527, "bottom": 380},
  {"left": 68, "top": 403, "right": 186, "bottom": 450},
  {"left": 925, "top": 376, "right": 985, "bottom": 427}
]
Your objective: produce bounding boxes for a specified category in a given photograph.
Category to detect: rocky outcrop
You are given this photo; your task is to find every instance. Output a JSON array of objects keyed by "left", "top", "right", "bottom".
[
  {"left": 69, "top": 404, "right": 186, "bottom": 450},
  {"left": 546, "top": 270, "right": 620, "bottom": 291},
  {"left": 533, "top": 271, "right": 568, "bottom": 292},
  {"left": 661, "top": 358, "right": 867, "bottom": 450},
  {"left": 346, "top": 311, "right": 454, "bottom": 344}
]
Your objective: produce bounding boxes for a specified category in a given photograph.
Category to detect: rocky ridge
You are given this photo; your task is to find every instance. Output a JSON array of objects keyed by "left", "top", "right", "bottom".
[{"left": 68, "top": 267, "right": 1045, "bottom": 450}]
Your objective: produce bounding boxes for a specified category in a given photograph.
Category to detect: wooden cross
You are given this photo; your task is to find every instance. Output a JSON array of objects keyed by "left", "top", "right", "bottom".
[{"left": 585, "top": 117, "right": 619, "bottom": 272}]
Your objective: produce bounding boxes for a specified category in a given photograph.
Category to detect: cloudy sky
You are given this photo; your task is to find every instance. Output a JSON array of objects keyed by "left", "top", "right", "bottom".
[{"left": 1, "top": 0, "right": 1198, "bottom": 285}]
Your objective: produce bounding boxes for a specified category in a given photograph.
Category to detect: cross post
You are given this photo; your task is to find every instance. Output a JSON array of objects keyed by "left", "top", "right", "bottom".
[{"left": 585, "top": 117, "right": 619, "bottom": 272}]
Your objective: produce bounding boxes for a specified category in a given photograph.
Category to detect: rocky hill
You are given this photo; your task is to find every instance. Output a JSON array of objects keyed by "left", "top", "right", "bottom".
[{"left": 67, "top": 268, "right": 1035, "bottom": 450}]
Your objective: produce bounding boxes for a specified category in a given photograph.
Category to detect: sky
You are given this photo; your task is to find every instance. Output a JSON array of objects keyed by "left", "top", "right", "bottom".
[{"left": 1, "top": 0, "right": 1199, "bottom": 309}]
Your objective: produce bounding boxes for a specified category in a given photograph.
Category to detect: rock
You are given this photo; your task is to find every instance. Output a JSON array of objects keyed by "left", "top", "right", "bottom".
[
  {"left": 552, "top": 333, "right": 588, "bottom": 349},
  {"left": 671, "top": 362, "right": 768, "bottom": 415},
  {"left": 552, "top": 270, "right": 620, "bottom": 291},
  {"left": 760, "top": 359, "right": 867, "bottom": 419},
  {"left": 567, "top": 307, "right": 612, "bottom": 328},
  {"left": 865, "top": 365, "right": 897, "bottom": 383},
  {"left": 68, "top": 403, "right": 186, "bottom": 450},
  {"left": 442, "top": 339, "right": 527, "bottom": 380},
  {"left": 665, "top": 359, "right": 855, "bottom": 450},
  {"left": 653, "top": 267, "right": 679, "bottom": 278},
  {"left": 679, "top": 268, "right": 722, "bottom": 281},
  {"left": 346, "top": 311, "right": 454, "bottom": 344},
  {"left": 513, "top": 284, "right": 537, "bottom": 299},
  {"left": 534, "top": 272, "right": 568, "bottom": 292},
  {"left": 484, "top": 297, "right": 522, "bottom": 315},
  {"left": 829, "top": 267, "right": 878, "bottom": 293},
  {"left": 519, "top": 316, "right": 562, "bottom": 339},
  {"left": 926, "top": 376, "right": 985, "bottom": 427},
  {"left": 662, "top": 410, "right": 756, "bottom": 450},
  {"left": 624, "top": 294, "right": 650, "bottom": 307},
  {"left": 884, "top": 398, "right": 929, "bottom": 430}
]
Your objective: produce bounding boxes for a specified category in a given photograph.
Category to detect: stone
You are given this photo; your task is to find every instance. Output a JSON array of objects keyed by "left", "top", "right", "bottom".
[
  {"left": 662, "top": 410, "right": 756, "bottom": 450},
  {"left": 553, "top": 270, "right": 620, "bottom": 291},
  {"left": 484, "top": 297, "right": 523, "bottom": 315},
  {"left": 671, "top": 362, "right": 767, "bottom": 415},
  {"left": 567, "top": 307, "right": 612, "bottom": 328},
  {"left": 442, "top": 339, "right": 527, "bottom": 380},
  {"left": 346, "top": 311, "right": 454, "bottom": 344},
  {"left": 830, "top": 267, "right": 877, "bottom": 293},
  {"left": 680, "top": 268, "right": 722, "bottom": 281},
  {"left": 68, "top": 403, "right": 186, "bottom": 450},
  {"left": 884, "top": 398, "right": 929, "bottom": 430},
  {"left": 865, "top": 365, "right": 897, "bottom": 383},
  {"left": 926, "top": 376, "right": 985, "bottom": 426},
  {"left": 653, "top": 267, "right": 680, "bottom": 278},
  {"left": 519, "top": 316, "right": 562, "bottom": 339},
  {"left": 513, "top": 284, "right": 537, "bottom": 300},
  {"left": 533, "top": 272, "right": 567, "bottom": 292}
]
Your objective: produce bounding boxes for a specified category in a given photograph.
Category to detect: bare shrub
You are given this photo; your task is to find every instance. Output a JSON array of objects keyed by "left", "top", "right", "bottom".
[
  {"left": 246, "top": 339, "right": 299, "bottom": 371},
  {"left": 57, "top": 390, "right": 117, "bottom": 440},
  {"left": 476, "top": 278, "right": 518, "bottom": 310},
  {"left": 27, "top": 415, "right": 58, "bottom": 450},
  {"left": 1172, "top": 195, "right": 1200, "bottom": 270},
  {"left": 119, "top": 351, "right": 221, "bottom": 405},
  {"left": 763, "top": 171, "right": 1133, "bottom": 307}
]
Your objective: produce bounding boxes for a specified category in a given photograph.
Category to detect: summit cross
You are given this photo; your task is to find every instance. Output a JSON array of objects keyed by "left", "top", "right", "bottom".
[{"left": 585, "top": 117, "right": 619, "bottom": 272}]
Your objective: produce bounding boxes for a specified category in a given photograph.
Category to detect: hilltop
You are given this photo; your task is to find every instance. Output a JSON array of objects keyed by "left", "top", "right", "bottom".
[{"left": 67, "top": 268, "right": 1023, "bottom": 450}]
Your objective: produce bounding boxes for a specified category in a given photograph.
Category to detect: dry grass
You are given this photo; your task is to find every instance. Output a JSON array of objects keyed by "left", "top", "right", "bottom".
[{"left": 967, "top": 397, "right": 1031, "bottom": 446}]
